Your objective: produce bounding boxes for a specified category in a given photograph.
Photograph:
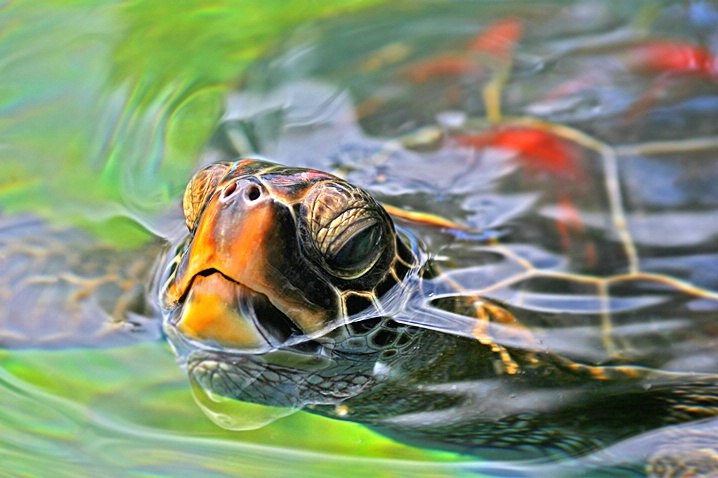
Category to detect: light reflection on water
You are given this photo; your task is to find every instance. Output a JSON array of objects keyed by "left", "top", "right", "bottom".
[{"left": 2, "top": 0, "right": 718, "bottom": 476}]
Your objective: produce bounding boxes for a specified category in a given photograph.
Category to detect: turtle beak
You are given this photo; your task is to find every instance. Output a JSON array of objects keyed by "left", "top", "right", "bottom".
[{"left": 164, "top": 177, "right": 281, "bottom": 350}]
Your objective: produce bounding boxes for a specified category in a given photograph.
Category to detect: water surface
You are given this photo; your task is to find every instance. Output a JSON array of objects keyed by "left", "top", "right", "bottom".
[{"left": 2, "top": 1, "right": 718, "bottom": 476}]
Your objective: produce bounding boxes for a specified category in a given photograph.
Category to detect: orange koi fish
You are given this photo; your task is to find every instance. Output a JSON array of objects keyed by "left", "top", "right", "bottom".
[
  {"left": 405, "top": 17, "right": 523, "bottom": 83},
  {"left": 453, "top": 126, "right": 581, "bottom": 179}
]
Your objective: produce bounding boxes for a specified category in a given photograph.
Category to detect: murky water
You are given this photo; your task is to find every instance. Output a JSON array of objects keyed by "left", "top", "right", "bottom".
[{"left": 2, "top": 1, "right": 718, "bottom": 476}]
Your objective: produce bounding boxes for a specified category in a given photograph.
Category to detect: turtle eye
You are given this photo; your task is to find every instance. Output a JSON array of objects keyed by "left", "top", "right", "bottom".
[
  {"left": 302, "top": 182, "right": 390, "bottom": 280},
  {"left": 327, "top": 224, "right": 382, "bottom": 277}
]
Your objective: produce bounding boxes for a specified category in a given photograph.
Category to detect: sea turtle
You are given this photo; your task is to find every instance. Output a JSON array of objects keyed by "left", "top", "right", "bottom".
[
  {"left": 5, "top": 10, "right": 718, "bottom": 478},
  {"left": 153, "top": 147, "right": 718, "bottom": 476}
]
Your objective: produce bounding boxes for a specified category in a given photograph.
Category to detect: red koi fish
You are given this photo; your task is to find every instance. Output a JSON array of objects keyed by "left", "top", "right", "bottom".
[
  {"left": 405, "top": 17, "right": 523, "bottom": 83},
  {"left": 453, "top": 126, "right": 581, "bottom": 179},
  {"left": 453, "top": 126, "right": 593, "bottom": 261},
  {"left": 540, "top": 40, "right": 717, "bottom": 124},
  {"left": 622, "top": 40, "right": 718, "bottom": 121},
  {"left": 624, "top": 40, "right": 717, "bottom": 79},
  {"left": 468, "top": 17, "right": 523, "bottom": 62}
]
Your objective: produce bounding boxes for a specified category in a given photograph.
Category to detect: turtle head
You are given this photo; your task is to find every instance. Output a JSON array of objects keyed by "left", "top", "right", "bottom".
[{"left": 161, "top": 159, "right": 416, "bottom": 355}]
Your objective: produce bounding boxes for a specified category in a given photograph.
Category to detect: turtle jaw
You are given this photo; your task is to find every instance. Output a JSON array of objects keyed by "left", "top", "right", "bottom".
[
  {"left": 170, "top": 270, "right": 277, "bottom": 352},
  {"left": 164, "top": 266, "right": 335, "bottom": 375}
]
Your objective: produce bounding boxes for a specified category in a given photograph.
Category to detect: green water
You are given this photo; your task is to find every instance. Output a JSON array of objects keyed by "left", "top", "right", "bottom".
[
  {"left": 1, "top": 344, "right": 467, "bottom": 477},
  {"left": 0, "top": 1, "right": 464, "bottom": 476},
  {"left": 0, "top": 0, "right": 392, "bottom": 237}
]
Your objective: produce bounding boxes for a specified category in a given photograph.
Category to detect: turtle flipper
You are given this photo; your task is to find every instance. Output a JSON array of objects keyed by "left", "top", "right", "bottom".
[{"left": 0, "top": 215, "right": 164, "bottom": 349}]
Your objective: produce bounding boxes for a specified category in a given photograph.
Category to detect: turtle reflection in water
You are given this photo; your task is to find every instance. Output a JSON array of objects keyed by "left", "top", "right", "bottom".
[{"left": 151, "top": 152, "right": 718, "bottom": 476}]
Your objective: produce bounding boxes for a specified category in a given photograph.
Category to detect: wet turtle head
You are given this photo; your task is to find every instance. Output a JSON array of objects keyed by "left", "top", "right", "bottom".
[{"left": 161, "top": 158, "right": 416, "bottom": 356}]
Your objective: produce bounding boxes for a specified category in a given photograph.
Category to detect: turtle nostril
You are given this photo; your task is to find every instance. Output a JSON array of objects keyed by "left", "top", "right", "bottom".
[
  {"left": 246, "top": 185, "right": 261, "bottom": 201},
  {"left": 221, "top": 182, "right": 238, "bottom": 199}
]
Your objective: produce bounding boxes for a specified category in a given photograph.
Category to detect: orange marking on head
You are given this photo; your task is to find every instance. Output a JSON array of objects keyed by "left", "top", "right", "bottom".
[{"left": 199, "top": 199, "right": 274, "bottom": 293}]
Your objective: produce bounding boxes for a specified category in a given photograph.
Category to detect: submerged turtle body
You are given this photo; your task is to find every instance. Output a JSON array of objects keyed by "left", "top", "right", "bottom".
[{"left": 156, "top": 155, "right": 718, "bottom": 470}]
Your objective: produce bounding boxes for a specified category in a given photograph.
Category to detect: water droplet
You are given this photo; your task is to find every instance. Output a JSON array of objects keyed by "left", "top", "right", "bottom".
[{"left": 335, "top": 405, "right": 351, "bottom": 417}]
